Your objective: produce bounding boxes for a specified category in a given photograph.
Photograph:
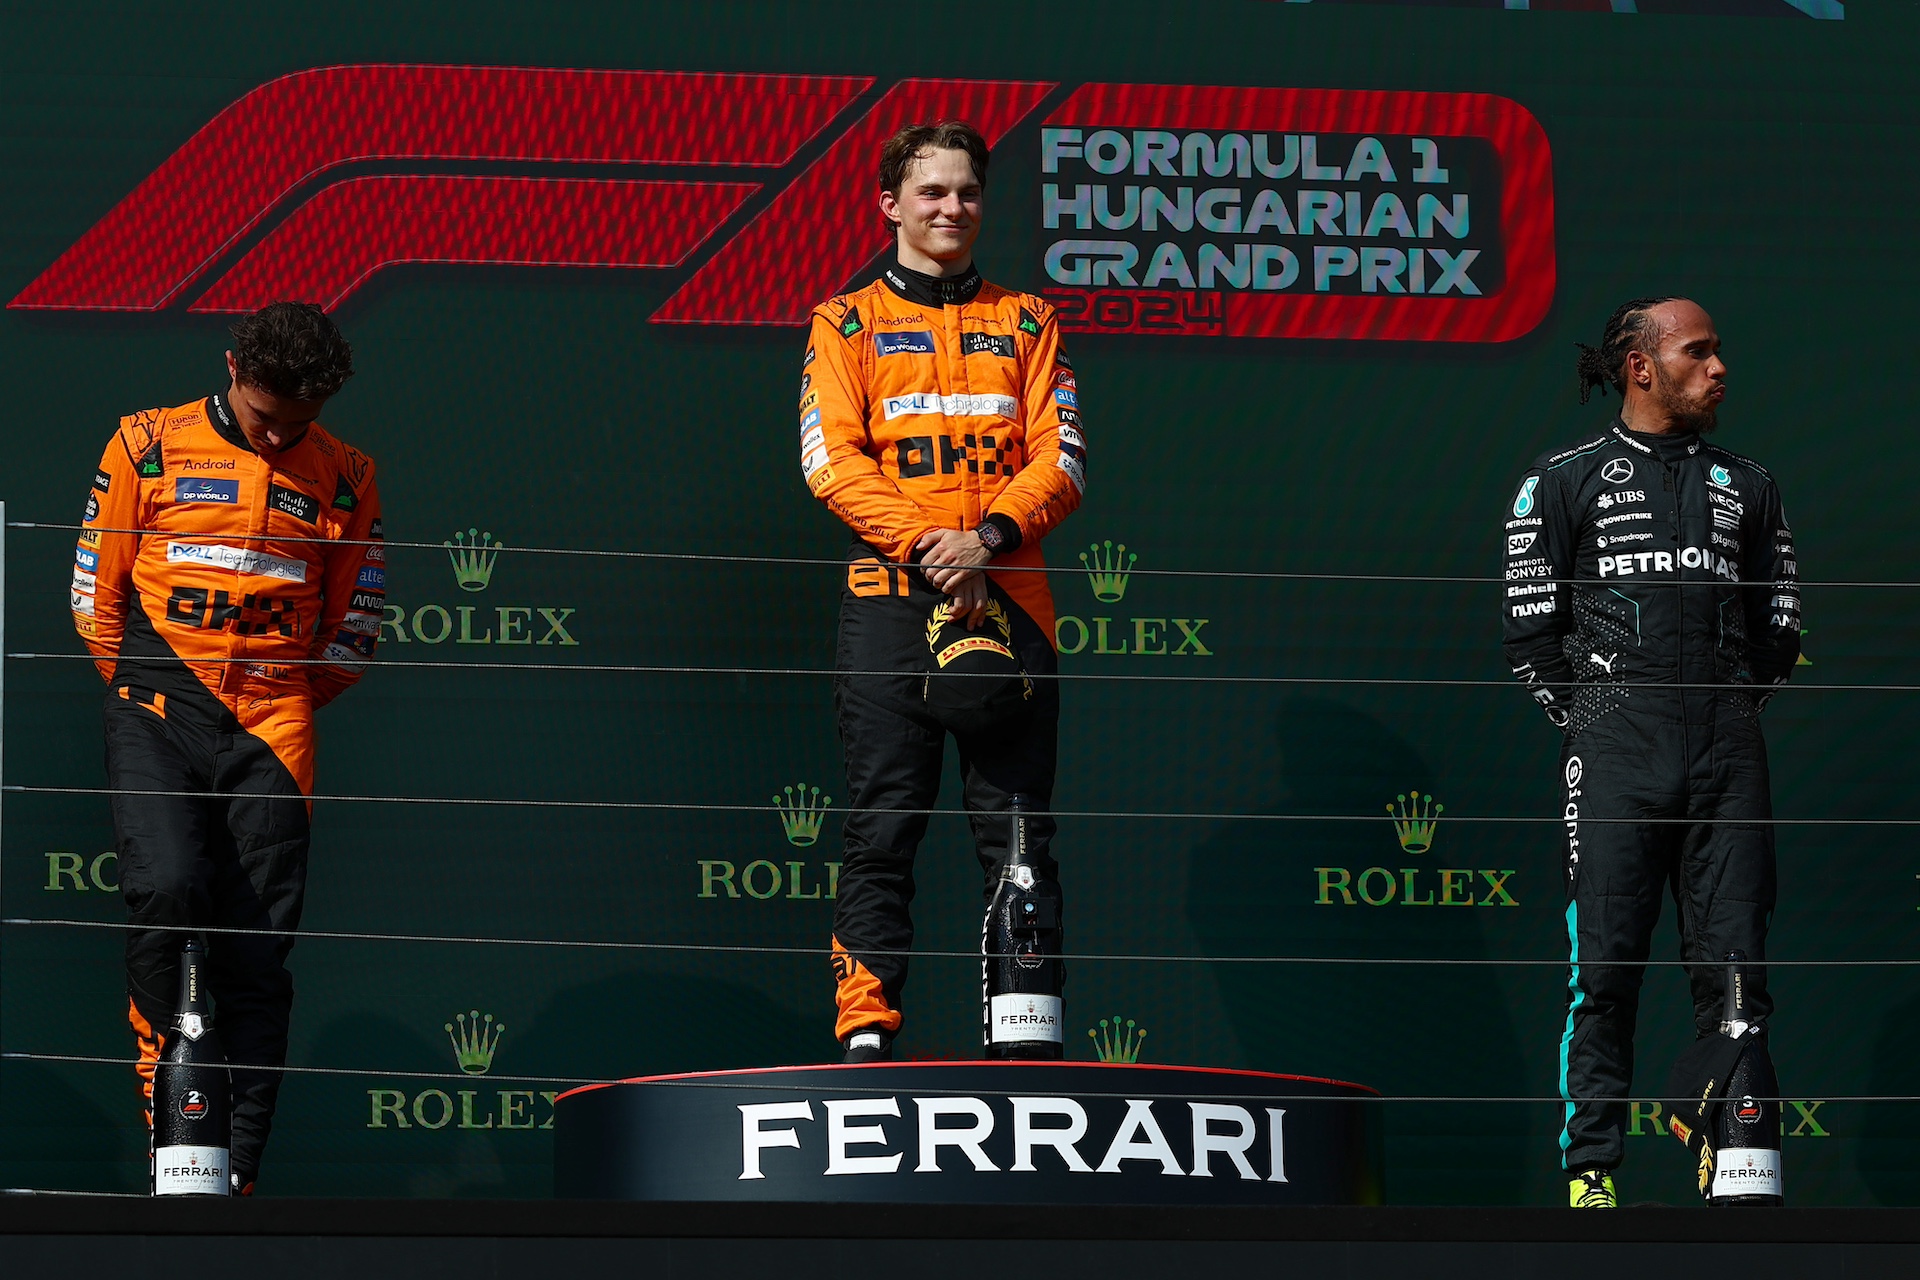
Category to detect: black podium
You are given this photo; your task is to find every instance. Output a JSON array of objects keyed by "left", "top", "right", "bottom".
[{"left": 556, "top": 1061, "right": 1382, "bottom": 1204}]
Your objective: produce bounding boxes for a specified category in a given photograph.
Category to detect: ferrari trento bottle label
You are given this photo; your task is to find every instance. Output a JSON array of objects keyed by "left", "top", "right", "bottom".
[
  {"left": 1711, "top": 1148, "right": 1782, "bottom": 1199},
  {"left": 154, "top": 1144, "right": 229, "bottom": 1195},
  {"left": 989, "top": 993, "right": 1063, "bottom": 1043}
]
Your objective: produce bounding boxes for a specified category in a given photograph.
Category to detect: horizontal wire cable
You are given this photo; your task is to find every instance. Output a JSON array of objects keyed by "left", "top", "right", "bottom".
[
  {"left": 5, "top": 916, "right": 1911, "bottom": 968},
  {"left": 7, "top": 521, "right": 1881, "bottom": 587},
  {"left": 6, "top": 651, "right": 1888, "bottom": 691},
  {"left": 6, "top": 783, "right": 1910, "bottom": 825},
  {"left": 0, "top": 1051, "right": 1898, "bottom": 1104}
]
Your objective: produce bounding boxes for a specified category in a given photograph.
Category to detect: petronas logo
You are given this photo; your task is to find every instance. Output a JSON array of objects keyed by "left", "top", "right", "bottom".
[
  {"left": 1088, "top": 1014, "right": 1147, "bottom": 1063},
  {"left": 1388, "top": 790, "right": 1444, "bottom": 854},
  {"left": 446, "top": 1010, "right": 504, "bottom": 1075},
  {"left": 1079, "top": 540, "right": 1136, "bottom": 603},
  {"left": 774, "top": 782, "right": 832, "bottom": 847},
  {"left": 445, "top": 528, "right": 502, "bottom": 592}
]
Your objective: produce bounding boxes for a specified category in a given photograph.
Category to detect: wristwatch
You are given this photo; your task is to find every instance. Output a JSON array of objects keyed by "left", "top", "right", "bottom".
[{"left": 974, "top": 514, "right": 1022, "bottom": 557}]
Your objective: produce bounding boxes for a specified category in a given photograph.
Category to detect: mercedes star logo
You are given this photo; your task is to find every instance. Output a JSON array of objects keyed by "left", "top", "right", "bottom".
[{"left": 1601, "top": 458, "right": 1635, "bottom": 484}]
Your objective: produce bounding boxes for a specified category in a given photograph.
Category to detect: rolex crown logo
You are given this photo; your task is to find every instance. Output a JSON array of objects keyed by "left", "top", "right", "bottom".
[
  {"left": 1088, "top": 1014, "right": 1147, "bottom": 1064},
  {"left": 445, "top": 527, "right": 502, "bottom": 592},
  {"left": 1387, "top": 790, "right": 1444, "bottom": 854},
  {"left": 774, "top": 781, "right": 832, "bottom": 847},
  {"left": 1079, "top": 540, "right": 1136, "bottom": 603},
  {"left": 445, "top": 1009, "right": 504, "bottom": 1075}
]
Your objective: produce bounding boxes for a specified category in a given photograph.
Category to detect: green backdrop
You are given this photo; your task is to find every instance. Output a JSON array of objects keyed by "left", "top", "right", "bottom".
[{"left": 2, "top": 0, "right": 1912, "bottom": 1205}]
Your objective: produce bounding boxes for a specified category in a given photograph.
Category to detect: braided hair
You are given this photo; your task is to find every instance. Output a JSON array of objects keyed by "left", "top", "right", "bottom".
[{"left": 1575, "top": 297, "right": 1677, "bottom": 405}]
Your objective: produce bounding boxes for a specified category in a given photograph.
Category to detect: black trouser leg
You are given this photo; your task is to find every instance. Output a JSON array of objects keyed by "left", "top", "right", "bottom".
[{"left": 1559, "top": 714, "right": 1679, "bottom": 1173}]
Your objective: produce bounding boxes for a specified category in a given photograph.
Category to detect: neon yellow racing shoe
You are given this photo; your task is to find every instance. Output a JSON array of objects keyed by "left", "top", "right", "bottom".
[{"left": 1568, "top": 1168, "right": 1618, "bottom": 1209}]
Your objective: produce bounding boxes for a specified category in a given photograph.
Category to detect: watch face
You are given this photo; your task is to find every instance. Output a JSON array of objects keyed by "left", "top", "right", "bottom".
[{"left": 978, "top": 523, "right": 1001, "bottom": 550}]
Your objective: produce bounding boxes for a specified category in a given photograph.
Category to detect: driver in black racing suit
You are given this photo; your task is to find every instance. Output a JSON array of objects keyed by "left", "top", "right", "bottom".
[{"left": 1501, "top": 297, "right": 1800, "bottom": 1209}]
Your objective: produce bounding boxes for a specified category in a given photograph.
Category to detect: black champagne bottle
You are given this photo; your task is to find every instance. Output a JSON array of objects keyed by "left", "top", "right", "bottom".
[
  {"left": 151, "top": 939, "right": 232, "bottom": 1196},
  {"left": 1708, "top": 950, "right": 1782, "bottom": 1206},
  {"left": 981, "top": 796, "right": 1064, "bottom": 1059}
]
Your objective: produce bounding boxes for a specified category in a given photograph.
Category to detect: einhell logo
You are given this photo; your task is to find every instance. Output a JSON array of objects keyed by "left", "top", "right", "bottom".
[
  {"left": 11, "top": 66, "right": 1552, "bottom": 343},
  {"left": 367, "top": 1008, "right": 556, "bottom": 1131},
  {"left": 381, "top": 526, "right": 579, "bottom": 648}
]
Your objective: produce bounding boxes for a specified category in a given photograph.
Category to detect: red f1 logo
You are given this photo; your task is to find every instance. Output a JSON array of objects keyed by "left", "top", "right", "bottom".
[{"left": 10, "top": 66, "right": 1054, "bottom": 325}]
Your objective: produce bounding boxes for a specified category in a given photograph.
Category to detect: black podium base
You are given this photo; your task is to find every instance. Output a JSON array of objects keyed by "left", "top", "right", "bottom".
[{"left": 555, "top": 1060, "right": 1382, "bottom": 1204}]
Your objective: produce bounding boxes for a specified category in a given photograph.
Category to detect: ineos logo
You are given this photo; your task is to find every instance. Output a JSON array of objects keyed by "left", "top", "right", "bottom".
[
  {"left": 1601, "top": 459, "right": 1635, "bottom": 484},
  {"left": 1564, "top": 757, "right": 1584, "bottom": 788}
]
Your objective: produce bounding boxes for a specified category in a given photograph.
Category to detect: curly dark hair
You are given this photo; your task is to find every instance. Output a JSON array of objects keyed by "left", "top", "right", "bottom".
[
  {"left": 1574, "top": 297, "right": 1677, "bottom": 405},
  {"left": 230, "top": 302, "right": 355, "bottom": 401},
  {"left": 878, "top": 121, "right": 989, "bottom": 228}
]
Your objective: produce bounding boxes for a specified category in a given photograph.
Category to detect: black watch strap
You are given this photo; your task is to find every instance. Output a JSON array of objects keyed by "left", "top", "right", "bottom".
[{"left": 975, "top": 513, "right": 1022, "bottom": 556}]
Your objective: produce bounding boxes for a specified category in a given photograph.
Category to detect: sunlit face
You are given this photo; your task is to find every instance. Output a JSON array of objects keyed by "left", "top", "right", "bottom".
[
  {"left": 1640, "top": 300, "right": 1726, "bottom": 433},
  {"left": 225, "top": 351, "right": 326, "bottom": 453},
  {"left": 880, "top": 147, "right": 983, "bottom": 268}
]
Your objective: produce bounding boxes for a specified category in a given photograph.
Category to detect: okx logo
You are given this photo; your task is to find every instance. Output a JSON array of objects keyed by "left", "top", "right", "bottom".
[
  {"left": 366, "top": 1009, "right": 556, "bottom": 1131},
  {"left": 381, "top": 525, "right": 579, "bottom": 649},
  {"left": 1056, "top": 539, "right": 1211, "bottom": 657},
  {"left": 1315, "top": 788, "right": 1517, "bottom": 908}
]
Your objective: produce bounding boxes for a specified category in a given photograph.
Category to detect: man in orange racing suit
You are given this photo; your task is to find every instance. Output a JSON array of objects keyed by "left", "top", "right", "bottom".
[
  {"left": 803, "top": 122, "right": 1086, "bottom": 1061},
  {"left": 71, "top": 302, "right": 382, "bottom": 1192}
]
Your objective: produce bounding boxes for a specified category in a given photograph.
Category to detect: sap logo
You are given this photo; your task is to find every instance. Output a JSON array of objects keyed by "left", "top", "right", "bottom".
[{"left": 1506, "top": 533, "right": 1537, "bottom": 555}]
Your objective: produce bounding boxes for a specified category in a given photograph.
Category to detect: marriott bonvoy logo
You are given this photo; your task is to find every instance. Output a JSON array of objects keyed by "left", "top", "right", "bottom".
[
  {"left": 379, "top": 526, "right": 580, "bottom": 648},
  {"left": 1055, "top": 539, "right": 1211, "bottom": 657},
  {"left": 367, "top": 1009, "right": 557, "bottom": 1131}
]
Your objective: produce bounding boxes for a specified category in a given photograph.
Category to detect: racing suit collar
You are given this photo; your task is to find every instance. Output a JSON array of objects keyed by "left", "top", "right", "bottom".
[
  {"left": 881, "top": 258, "right": 983, "bottom": 308},
  {"left": 206, "top": 392, "right": 252, "bottom": 453},
  {"left": 1612, "top": 417, "right": 1702, "bottom": 461}
]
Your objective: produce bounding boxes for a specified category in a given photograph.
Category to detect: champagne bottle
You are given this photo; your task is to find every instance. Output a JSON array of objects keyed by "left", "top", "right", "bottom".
[
  {"left": 981, "top": 796, "right": 1064, "bottom": 1059},
  {"left": 1708, "top": 950, "right": 1782, "bottom": 1206},
  {"left": 151, "top": 939, "right": 232, "bottom": 1196}
]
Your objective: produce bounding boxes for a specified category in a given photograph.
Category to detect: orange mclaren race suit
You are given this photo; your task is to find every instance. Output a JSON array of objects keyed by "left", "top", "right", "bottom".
[
  {"left": 72, "top": 390, "right": 383, "bottom": 1186},
  {"left": 803, "top": 259, "right": 1085, "bottom": 1045}
]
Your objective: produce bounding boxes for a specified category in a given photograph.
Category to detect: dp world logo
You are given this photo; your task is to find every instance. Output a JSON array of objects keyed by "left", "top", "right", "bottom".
[
  {"left": 380, "top": 525, "right": 579, "bottom": 648},
  {"left": 1056, "top": 538, "right": 1210, "bottom": 658}
]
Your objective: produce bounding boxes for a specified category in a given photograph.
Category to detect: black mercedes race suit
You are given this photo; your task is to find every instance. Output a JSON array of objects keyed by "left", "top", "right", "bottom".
[{"left": 1501, "top": 419, "right": 1799, "bottom": 1175}]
